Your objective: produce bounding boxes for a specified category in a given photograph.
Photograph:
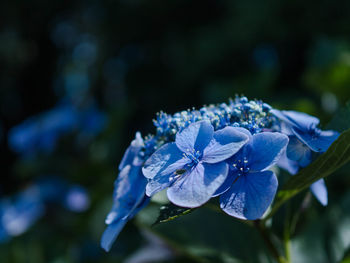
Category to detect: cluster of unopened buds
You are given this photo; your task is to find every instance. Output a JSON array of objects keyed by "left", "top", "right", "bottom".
[{"left": 101, "top": 96, "right": 339, "bottom": 251}]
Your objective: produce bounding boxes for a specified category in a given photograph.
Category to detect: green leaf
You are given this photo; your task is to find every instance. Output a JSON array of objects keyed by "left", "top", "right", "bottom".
[
  {"left": 152, "top": 203, "right": 194, "bottom": 226},
  {"left": 150, "top": 207, "right": 275, "bottom": 263},
  {"left": 267, "top": 128, "right": 350, "bottom": 219}
]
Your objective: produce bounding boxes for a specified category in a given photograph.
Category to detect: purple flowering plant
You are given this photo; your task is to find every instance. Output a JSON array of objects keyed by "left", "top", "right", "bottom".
[{"left": 101, "top": 96, "right": 350, "bottom": 263}]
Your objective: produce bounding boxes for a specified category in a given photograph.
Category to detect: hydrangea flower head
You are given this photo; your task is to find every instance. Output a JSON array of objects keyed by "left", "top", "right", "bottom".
[
  {"left": 143, "top": 121, "right": 249, "bottom": 208},
  {"left": 219, "top": 131, "right": 288, "bottom": 220},
  {"left": 101, "top": 96, "right": 340, "bottom": 252}
]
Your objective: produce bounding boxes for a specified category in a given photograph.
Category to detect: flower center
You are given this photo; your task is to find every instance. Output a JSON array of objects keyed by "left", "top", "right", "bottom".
[
  {"left": 169, "top": 149, "right": 202, "bottom": 184},
  {"left": 232, "top": 157, "right": 250, "bottom": 176},
  {"left": 183, "top": 149, "right": 202, "bottom": 165}
]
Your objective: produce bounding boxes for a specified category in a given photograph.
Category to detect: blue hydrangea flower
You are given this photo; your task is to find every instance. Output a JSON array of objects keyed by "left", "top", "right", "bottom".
[
  {"left": 272, "top": 110, "right": 339, "bottom": 206},
  {"left": 143, "top": 121, "right": 249, "bottom": 208},
  {"left": 8, "top": 104, "right": 78, "bottom": 155},
  {"left": 8, "top": 101, "right": 107, "bottom": 156},
  {"left": 271, "top": 110, "right": 339, "bottom": 152},
  {"left": 101, "top": 133, "right": 148, "bottom": 252},
  {"left": 218, "top": 131, "right": 289, "bottom": 220}
]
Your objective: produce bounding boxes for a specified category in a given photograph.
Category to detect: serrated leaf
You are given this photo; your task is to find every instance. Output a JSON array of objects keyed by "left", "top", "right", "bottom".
[
  {"left": 152, "top": 203, "right": 194, "bottom": 226},
  {"left": 267, "top": 128, "right": 350, "bottom": 219}
]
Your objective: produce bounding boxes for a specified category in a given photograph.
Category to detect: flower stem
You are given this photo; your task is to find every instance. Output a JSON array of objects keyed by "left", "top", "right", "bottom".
[
  {"left": 284, "top": 231, "right": 291, "bottom": 263},
  {"left": 254, "top": 220, "right": 288, "bottom": 263},
  {"left": 283, "top": 204, "right": 292, "bottom": 263}
]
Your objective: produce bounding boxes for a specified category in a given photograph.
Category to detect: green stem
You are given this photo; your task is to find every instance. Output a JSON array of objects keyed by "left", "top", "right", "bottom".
[
  {"left": 284, "top": 231, "right": 291, "bottom": 263},
  {"left": 283, "top": 204, "right": 292, "bottom": 263},
  {"left": 290, "top": 192, "right": 311, "bottom": 235},
  {"left": 254, "top": 220, "right": 288, "bottom": 263}
]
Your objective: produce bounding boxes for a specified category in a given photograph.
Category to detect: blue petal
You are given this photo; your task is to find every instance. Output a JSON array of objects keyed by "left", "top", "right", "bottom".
[
  {"left": 247, "top": 132, "right": 289, "bottom": 171},
  {"left": 271, "top": 110, "right": 319, "bottom": 131},
  {"left": 101, "top": 219, "right": 128, "bottom": 252},
  {"left": 143, "top": 143, "right": 190, "bottom": 196},
  {"left": 232, "top": 127, "right": 253, "bottom": 139},
  {"left": 212, "top": 171, "right": 239, "bottom": 197},
  {"left": 175, "top": 121, "right": 214, "bottom": 153},
  {"left": 277, "top": 150, "right": 299, "bottom": 175},
  {"left": 310, "top": 179, "right": 328, "bottom": 206},
  {"left": 106, "top": 165, "right": 147, "bottom": 225},
  {"left": 220, "top": 171, "right": 278, "bottom": 220},
  {"left": 102, "top": 167, "right": 149, "bottom": 252},
  {"left": 286, "top": 136, "right": 312, "bottom": 167},
  {"left": 102, "top": 199, "right": 149, "bottom": 253},
  {"left": 119, "top": 132, "right": 144, "bottom": 170},
  {"left": 167, "top": 162, "right": 228, "bottom": 208},
  {"left": 202, "top": 127, "right": 249, "bottom": 163},
  {"left": 129, "top": 196, "right": 150, "bottom": 218},
  {"left": 292, "top": 128, "right": 339, "bottom": 152}
]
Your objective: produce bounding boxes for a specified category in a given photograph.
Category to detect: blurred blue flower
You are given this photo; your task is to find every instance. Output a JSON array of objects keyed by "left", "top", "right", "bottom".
[
  {"left": 8, "top": 103, "right": 78, "bottom": 155},
  {"left": 143, "top": 121, "right": 249, "bottom": 208},
  {"left": 78, "top": 104, "right": 107, "bottom": 140},
  {"left": 0, "top": 187, "right": 44, "bottom": 241},
  {"left": 101, "top": 133, "right": 148, "bottom": 252},
  {"left": 64, "top": 186, "right": 90, "bottom": 212},
  {"left": 272, "top": 110, "right": 339, "bottom": 206},
  {"left": 0, "top": 177, "right": 90, "bottom": 243},
  {"left": 8, "top": 101, "right": 107, "bottom": 156},
  {"left": 219, "top": 131, "right": 288, "bottom": 220},
  {"left": 36, "top": 176, "right": 91, "bottom": 212}
]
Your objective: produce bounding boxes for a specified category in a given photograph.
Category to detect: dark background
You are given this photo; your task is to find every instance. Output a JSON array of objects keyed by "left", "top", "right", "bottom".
[{"left": 1, "top": 0, "right": 350, "bottom": 262}]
